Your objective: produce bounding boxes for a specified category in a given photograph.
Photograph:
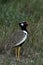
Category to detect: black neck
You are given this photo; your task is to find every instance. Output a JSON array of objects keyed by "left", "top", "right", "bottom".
[
  {"left": 21, "top": 28, "right": 29, "bottom": 34},
  {"left": 21, "top": 27, "right": 28, "bottom": 32}
]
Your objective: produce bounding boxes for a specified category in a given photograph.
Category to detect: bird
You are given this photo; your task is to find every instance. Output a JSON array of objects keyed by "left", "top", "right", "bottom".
[{"left": 5, "top": 21, "right": 29, "bottom": 61}]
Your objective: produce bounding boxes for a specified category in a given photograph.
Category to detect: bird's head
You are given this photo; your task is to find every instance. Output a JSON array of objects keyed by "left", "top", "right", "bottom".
[{"left": 19, "top": 21, "right": 28, "bottom": 31}]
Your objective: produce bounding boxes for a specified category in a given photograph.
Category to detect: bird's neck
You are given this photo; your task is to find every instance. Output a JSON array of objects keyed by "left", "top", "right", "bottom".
[
  {"left": 22, "top": 28, "right": 27, "bottom": 32},
  {"left": 20, "top": 27, "right": 29, "bottom": 34}
]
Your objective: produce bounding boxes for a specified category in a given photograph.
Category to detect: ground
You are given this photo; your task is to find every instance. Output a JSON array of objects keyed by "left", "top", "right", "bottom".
[{"left": 0, "top": 0, "right": 43, "bottom": 65}]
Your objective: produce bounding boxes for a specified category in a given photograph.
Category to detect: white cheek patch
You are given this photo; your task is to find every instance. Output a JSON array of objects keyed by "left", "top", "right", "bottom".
[{"left": 21, "top": 23, "right": 24, "bottom": 26}]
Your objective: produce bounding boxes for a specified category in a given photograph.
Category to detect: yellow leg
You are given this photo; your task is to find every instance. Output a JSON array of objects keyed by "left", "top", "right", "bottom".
[
  {"left": 17, "top": 46, "right": 21, "bottom": 61},
  {"left": 15, "top": 47, "right": 18, "bottom": 58}
]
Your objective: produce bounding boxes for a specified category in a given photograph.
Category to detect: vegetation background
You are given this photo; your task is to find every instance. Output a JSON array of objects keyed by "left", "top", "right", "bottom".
[{"left": 0, "top": 0, "right": 43, "bottom": 65}]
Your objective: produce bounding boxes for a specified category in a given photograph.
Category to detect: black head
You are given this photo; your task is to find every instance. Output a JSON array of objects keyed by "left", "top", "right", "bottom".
[{"left": 19, "top": 21, "right": 28, "bottom": 31}]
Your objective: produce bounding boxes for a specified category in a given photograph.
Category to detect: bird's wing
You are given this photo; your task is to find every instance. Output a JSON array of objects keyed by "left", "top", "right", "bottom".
[{"left": 5, "top": 30, "right": 26, "bottom": 47}]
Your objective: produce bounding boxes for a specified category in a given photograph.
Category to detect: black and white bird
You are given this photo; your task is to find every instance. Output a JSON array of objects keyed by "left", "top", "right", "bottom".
[{"left": 5, "top": 21, "right": 29, "bottom": 61}]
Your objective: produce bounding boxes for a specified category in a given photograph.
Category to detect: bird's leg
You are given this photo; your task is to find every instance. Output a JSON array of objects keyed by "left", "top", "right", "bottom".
[
  {"left": 17, "top": 46, "right": 21, "bottom": 61},
  {"left": 15, "top": 47, "right": 18, "bottom": 58}
]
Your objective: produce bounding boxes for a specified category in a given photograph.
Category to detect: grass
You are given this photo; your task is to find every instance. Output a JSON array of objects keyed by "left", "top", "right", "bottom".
[{"left": 0, "top": 0, "right": 43, "bottom": 65}]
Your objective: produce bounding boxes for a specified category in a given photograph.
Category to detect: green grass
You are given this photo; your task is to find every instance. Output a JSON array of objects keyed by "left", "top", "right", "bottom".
[{"left": 0, "top": 0, "right": 43, "bottom": 65}]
